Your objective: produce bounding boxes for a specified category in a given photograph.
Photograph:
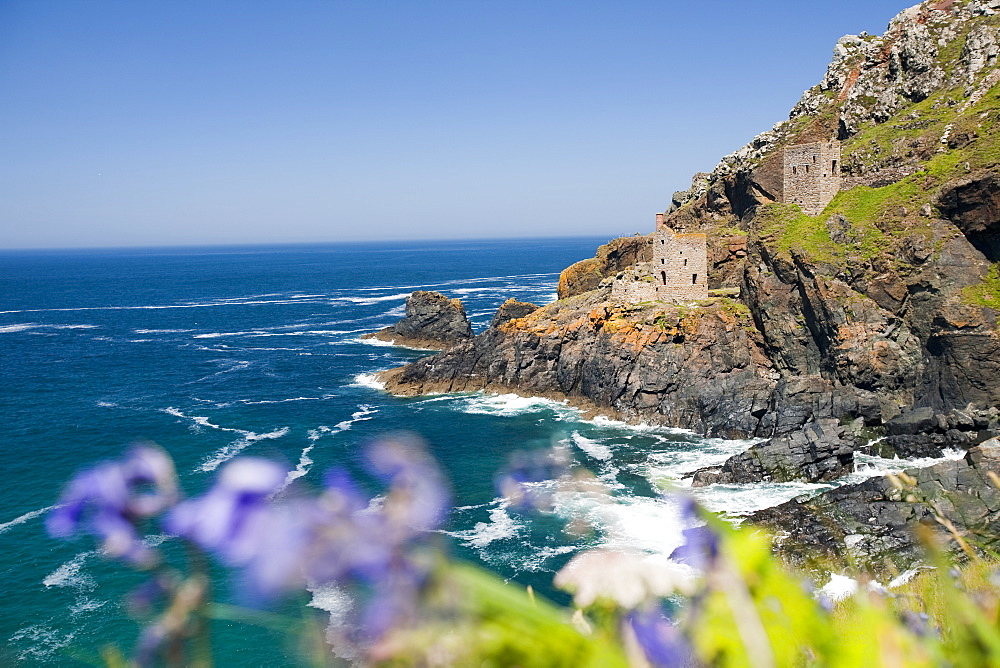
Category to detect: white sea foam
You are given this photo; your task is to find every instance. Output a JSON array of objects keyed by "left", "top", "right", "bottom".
[
  {"left": 456, "top": 393, "right": 578, "bottom": 418},
  {"left": 571, "top": 432, "right": 613, "bottom": 461},
  {"left": 69, "top": 597, "right": 107, "bottom": 616},
  {"left": 351, "top": 335, "right": 436, "bottom": 351},
  {"left": 239, "top": 396, "right": 324, "bottom": 405},
  {"left": 351, "top": 373, "right": 386, "bottom": 390},
  {"left": 851, "top": 448, "right": 967, "bottom": 480},
  {"left": 43, "top": 552, "right": 97, "bottom": 592},
  {"left": 0, "top": 323, "right": 98, "bottom": 333},
  {"left": 689, "top": 481, "right": 834, "bottom": 518},
  {"left": 279, "top": 406, "right": 377, "bottom": 490},
  {"left": 163, "top": 407, "right": 290, "bottom": 472},
  {"left": 0, "top": 323, "right": 37, "bottom": 333},
  {"left": 0, "top": 505, "right": 56, "bottom": 535},
  {"left": 446, "top": 502, "right": 523, "bottom": 549},
  {"left": 10, "top": 624, "right": 77, "bottom": 662},
  {"left": 133, "top": 328, "right": 194, "bottom": 334},
  {"left": 331, "top": 293, "right": 411, "bottom": 306}
]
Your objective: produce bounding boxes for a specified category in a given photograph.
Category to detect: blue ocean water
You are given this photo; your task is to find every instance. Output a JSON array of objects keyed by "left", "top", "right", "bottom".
[{"left": 0, "top": 238, "right": 900, "bottom": 665}]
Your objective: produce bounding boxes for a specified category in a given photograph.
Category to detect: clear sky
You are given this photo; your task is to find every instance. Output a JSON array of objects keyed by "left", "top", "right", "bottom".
[{"left": 1, "top": 0, "right": 911, "bottom": 249}]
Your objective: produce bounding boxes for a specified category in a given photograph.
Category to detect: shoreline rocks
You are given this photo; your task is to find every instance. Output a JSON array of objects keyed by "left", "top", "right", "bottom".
[{"left": 751, "top": 438, "right": 1000, "bottom": 573}]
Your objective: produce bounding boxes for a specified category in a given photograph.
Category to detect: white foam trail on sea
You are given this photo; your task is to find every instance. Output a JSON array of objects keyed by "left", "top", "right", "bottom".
[
  {"left": 163, "top": 407, "right": 290, "bottom": 472},
  {"left": 571, "top": 431, "right": 613, "bottom": 461},
  {"left": 0, "top": 505, "right": 57, "bottom": 535},
  {"left": 43, "top": 552, "right": 98, "bottom": 592},
  {"left": 279, "top": 406, "right": 377, "bottom": 491},
  {"left": 445, "top": 500, "right": 523, "bottom": 549},
  {"left": 330, "top": 293, "right": 412, "bottom": 306},
  {"left": 0, "top": 323, "right": 99, "bottom": 333}
]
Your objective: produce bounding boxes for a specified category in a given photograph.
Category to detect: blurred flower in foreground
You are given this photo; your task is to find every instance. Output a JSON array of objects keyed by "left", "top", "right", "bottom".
[
  {"left": 497, "top": 445, "right": 573, "bottom": 511},
  {"left": 47, "top": 444, "right": 177, "bottom": 565},
  {"left": 627, "top": 606, "right": 693, "bottom": 668},
  {"left": 555, "top": 549, "right": 692, "bottom": 609}
]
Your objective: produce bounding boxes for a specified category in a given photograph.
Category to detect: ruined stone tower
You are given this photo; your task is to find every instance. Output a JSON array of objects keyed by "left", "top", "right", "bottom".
[
  {"left": 653, "top": 214, "right": 708, "bottom": 301},
  {"left": 782, "top": 140, "right": 841, "bottom": 215}
]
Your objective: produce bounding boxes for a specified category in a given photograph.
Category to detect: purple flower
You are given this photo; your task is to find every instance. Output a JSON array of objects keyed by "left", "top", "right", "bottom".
[
  {"left": 629, "top": 607, "right": 693, "bottom": 668},
  {"left": 669, "top": 526, "right": 719, "bottom": 571},
  {"left": 365, "top": 434, "right": 449, "bottom": 533},
  {"left": 47, "top": 444, "right": 178, "bottom": 564},
  {"left": 165, "top": 457, "right": 287, "bottom": 564}
]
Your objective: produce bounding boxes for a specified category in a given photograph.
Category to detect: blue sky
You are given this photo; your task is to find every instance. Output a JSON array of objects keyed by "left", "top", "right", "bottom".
[{"left": 1, "top": 0, "right": 910, "bottom": 249}]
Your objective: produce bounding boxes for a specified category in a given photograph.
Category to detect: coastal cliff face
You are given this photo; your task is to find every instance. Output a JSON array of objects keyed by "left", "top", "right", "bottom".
[{"left": 379, "top": 1, "right": 1000, "bottom": 450}]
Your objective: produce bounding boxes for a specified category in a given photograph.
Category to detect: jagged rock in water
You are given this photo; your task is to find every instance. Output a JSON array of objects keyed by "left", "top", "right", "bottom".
[
  {"left": 751, "top": 438, "right": 1000, "bottom": 573},
  {"left": 490, "top": 299, "right": 538, "bottom": 328},
  {"left": 363, "top": 291, "right": 473, "bottom": 350},
  {"left": 690, "top": 418, "right": 855, "bottom": 485}
]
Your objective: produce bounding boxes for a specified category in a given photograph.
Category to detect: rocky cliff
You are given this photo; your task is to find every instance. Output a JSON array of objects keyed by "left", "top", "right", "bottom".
[{"left": 378, "top": 0, "right": 1000, "bottom": 496}]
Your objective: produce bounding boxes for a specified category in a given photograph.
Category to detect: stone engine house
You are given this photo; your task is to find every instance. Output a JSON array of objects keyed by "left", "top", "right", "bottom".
[
  {"left": 611, "top": 214, "right": 709, "bottom": 304},
  {"left": 782, "top": 140, "right": 841, "bottom": 215}
]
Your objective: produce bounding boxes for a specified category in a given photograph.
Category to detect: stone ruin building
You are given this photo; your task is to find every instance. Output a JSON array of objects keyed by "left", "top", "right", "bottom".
[
  {"left": 611, "top": 213, "right": 709, "bottom": 304},
  {"left": 611, "top": 139, "right": 841, "bottom": 304},
  {"left": 782, "top": 140, "right": 841, "bottom": 215}
]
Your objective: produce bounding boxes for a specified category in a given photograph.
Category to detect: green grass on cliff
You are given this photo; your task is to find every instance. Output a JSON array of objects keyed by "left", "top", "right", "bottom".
[{"left": 963, "top": 263, "right": 1000, "bottom": 322}]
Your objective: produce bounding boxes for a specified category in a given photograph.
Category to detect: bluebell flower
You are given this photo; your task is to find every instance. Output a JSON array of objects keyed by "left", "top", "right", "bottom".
[
  {"left": 165, "top": 457, "right": 287, "bottom": 564},
  {"left": 669, "top": 526, "right": 720, "bottom": 571},
  {"left": 47, "top": 444, "right": 177, "bottom": 565},
  {"left": 628, "top": 607, "right": 693, "bottom": 668}
]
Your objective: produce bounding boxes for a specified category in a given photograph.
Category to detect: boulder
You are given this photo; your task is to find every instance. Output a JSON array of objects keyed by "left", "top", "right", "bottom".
[
  {"left": 363, "top": 291, "right": 473, "bottom": 350},
  {"left": 690, "top": 419, "right": 855, "bottom": 486}
]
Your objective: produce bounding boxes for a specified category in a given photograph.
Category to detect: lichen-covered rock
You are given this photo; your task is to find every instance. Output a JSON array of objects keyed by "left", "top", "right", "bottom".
[
  {"left": 690, "top": 419, "right": 855, "bottom": 485},
  {"left": 490, "top": 299, "right": 538, "bottom": 328},
  {"left": 363, "top": 291, "right": 473, "bottom": 350},
  {"left": 557, "top": 235, "right": 652, "bottom": 299}
]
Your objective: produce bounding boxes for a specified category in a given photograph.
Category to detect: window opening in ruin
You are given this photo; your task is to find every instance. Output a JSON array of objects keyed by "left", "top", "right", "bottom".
[
  {"left": 805, "top": 165, "right": 809, "bottom": 173},
  {"left": 832, "top": 159, "right": 838, "bottom": 172},
  {"left": 661, "top": 239, "right": 665, "bottom": 245},
  {"left": 792, "top": 166, "right": 796, "bottom": 175},
  {"left": 661, "top": 258, "right": 665, "bottom": 264},
  {"left": 813, "top": 155, "right": 816, "bottom": 163},
  {"left": 661, "top": 271, "right": 667, "bottom": 286},
  {"left": 684, "top": 258, "right": 687, "bottom": 266},
  {"left": 692, "top": 274, "right": 697, "bottom": 285}
]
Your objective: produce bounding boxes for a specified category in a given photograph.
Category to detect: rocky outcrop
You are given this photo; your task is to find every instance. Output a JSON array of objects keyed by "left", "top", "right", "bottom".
[
  {"left": 937, "top": 172, "right": 1000, "bottom": 261},
  {"left": 751, "top": 438, "right": 1000, "bottom": 572},
  {"left": 557, "top": 236, "right": 652, "bottom": 300},
  {"left": 691, "top": 419, "right": 855, "bottom": 485},
  {"left": 363, "top": 291, "right": 473, "bottom": 350},
  {"left": 490, "top": 299, "right": 539, "bottom": 328}
]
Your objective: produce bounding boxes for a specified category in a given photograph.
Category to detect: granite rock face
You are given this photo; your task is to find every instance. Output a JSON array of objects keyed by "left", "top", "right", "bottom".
[
  {"left": 363, "top": 291, "right": 473, "bottom": 350},
  {"left": 751, "top": 439, "right": 1000, "bottom": 572},
  {"left": 691, "top": 419, "right": 855, "bottom": 485}
]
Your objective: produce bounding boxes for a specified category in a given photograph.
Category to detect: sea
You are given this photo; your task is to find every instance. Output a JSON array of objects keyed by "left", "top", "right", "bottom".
[{"left": 0, "top": 238, "right": 966, "bottom": 665}]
